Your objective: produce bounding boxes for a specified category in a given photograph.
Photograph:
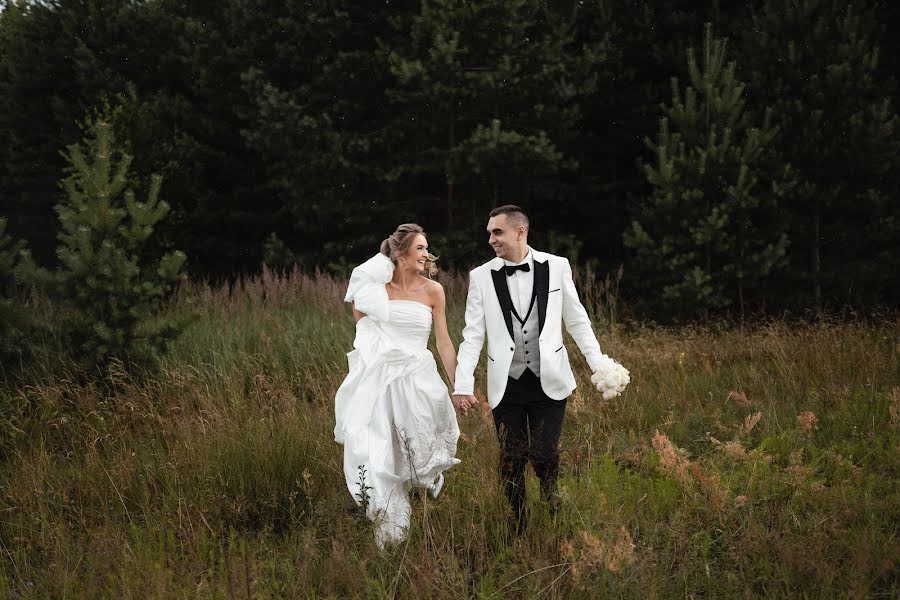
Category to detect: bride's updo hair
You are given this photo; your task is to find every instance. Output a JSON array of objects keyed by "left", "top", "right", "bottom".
[{"left": 380, "top": 223, "right": 439, "bottom": 278}]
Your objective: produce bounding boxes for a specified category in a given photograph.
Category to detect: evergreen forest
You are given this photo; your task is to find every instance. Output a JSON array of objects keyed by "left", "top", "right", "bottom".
[{"left": 2, "top": 0, "right": 899, "bottom": 320}]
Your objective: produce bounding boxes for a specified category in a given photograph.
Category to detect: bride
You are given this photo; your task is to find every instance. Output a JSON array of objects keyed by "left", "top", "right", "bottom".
[{"left": 334, "top": 223, "right": 466, "bottom": 547}]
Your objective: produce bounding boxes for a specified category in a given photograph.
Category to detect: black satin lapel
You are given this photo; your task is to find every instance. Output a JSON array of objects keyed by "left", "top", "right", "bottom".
[
  {"left": 535, "top": 259, "right": 549, "bottom": 332},
  {"left": 490, "top": 268, "right": 515, "bottom": 341}
]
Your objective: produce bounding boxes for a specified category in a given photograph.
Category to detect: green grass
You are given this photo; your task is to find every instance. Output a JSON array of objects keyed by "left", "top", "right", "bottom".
[{"left": 1, "top": 268, "right": 898, "bottom": 598}]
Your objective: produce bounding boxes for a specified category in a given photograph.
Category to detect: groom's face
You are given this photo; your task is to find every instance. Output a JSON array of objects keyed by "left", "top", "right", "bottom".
[{"left": 487, "top": 214, "right": 526, "bottom": 261}]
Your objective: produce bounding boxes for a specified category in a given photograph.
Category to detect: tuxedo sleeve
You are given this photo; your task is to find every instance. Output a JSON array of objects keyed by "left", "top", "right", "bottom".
[
  {"left": 561, "top": 258, "right": 603, "bottom": 372},
  {"left": 453, "top": 271, "right": 485, "bottom": 396}
]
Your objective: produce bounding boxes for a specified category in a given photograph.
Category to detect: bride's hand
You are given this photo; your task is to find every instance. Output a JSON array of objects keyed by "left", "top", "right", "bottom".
[{"left": 452, "top": 394, "right": 477, "bottom": 416}]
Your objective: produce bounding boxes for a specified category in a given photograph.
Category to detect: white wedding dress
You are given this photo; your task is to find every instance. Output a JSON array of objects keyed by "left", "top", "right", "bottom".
[{"left": 334, "top": 254, "right": 460, "bottom": 547}]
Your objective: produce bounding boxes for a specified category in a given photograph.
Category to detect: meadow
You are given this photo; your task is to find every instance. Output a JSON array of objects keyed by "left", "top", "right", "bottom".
[{"left": 0, "top": 268, "right": 897, "bottom": 598}]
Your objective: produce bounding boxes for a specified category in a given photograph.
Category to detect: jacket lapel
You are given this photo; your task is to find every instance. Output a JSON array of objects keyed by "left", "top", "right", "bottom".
[
  {"left": 490, "top": 265, "right": 515, "bottom": 341},
  {"left": 534, "top": 256, "right": 549, "bottom": 332}
]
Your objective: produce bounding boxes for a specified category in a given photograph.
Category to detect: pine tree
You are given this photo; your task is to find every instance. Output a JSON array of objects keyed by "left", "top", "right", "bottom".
[
  {"left": 238, "top": 1, "right": 401, "bottom": 270},
  {"left": 0, "top": 216, "right": 29, "bottom": 369},
  {"left": 625, "top": 24, "right": 791, "bottom": 320},
  {"left": 18, "top": 117, "right": 190, "bottom": 372},
  {"left": 385, "top": 0, "right": 589, "bottom": 231},
  {"left": 740, "top": 0, "right": 900, "bottom": 310}
]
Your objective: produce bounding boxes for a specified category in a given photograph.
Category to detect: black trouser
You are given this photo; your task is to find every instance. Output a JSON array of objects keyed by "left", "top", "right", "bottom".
[{"left": 491, "top": 368, "right": 567, "bottom": 521}]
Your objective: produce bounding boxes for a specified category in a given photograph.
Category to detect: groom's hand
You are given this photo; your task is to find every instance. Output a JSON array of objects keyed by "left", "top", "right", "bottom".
[{"left": 452, "top": 394, "right": 478, "bottom": 416}]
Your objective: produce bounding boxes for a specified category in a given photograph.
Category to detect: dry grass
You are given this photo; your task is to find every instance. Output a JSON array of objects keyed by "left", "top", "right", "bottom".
[{"left": 0, "top": 268, "right": 898, "bottom": 598}]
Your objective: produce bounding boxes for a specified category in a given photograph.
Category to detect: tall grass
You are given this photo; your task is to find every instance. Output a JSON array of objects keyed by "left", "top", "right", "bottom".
[{"left": 1, "top": 268, "right": 897, "bottom": 598}]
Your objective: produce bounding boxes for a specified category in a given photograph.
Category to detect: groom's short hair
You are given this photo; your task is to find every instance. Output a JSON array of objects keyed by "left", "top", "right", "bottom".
[{"left": 489, "top": 205, "right": 529, "bottom": 232}]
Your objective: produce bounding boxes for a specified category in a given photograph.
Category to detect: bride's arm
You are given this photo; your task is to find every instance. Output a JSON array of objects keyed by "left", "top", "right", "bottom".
[
  {"left": 351, "top": 302, "right": 366, "bottom": 322},
  {"left": 431, "top": 283, "right": 457, "bottom": 387}
]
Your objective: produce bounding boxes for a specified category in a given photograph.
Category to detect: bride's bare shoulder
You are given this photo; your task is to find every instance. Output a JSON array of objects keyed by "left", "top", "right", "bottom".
[{"left": 422, "top": 277, "right": 445, "bottom": 299}]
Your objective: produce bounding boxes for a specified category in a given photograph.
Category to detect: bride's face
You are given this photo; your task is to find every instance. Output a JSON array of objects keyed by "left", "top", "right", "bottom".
[{"left": 400, "top": 234, "right": 429, "bottom": 271}]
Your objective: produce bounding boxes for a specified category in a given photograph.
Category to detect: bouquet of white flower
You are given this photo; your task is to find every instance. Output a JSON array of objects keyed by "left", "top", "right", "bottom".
[{"left": 590, "top": 354, "right": 630, "bottom": 400}]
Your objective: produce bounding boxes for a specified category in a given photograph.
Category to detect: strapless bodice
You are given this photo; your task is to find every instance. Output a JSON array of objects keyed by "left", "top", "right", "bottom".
[{"left": 381, "top": 300, "right": 432, "bottom": 349}]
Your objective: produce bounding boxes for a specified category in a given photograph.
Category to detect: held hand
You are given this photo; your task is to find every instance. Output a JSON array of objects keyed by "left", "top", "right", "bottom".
[{"left": 452, "top": 394, "right": 478, "bottom": 416}]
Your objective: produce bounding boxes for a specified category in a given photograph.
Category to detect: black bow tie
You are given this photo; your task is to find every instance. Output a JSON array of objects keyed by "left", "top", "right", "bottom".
[{"left": 504, "top": 263, "right": 530, "bottom": 276}]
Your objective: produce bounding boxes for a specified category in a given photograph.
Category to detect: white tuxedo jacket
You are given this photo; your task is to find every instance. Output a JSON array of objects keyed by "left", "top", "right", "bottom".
[{"left": 453, "top": 248, "right": 604, "bottom": 408}]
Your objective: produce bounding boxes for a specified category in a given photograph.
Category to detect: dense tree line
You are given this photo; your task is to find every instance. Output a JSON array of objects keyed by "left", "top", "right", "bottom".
[{"left": 1, "top": 0, "right": 898, "bottom": 320}]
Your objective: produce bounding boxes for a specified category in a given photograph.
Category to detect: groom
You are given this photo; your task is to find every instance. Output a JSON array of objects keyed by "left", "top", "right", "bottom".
[{"left": 452, "top": 205, "right": 606, "bottom": 529}]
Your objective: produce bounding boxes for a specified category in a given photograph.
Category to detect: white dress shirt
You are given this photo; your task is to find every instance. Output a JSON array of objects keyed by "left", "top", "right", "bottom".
[{"left": 503, "top": 247, "right": 535, "bottom": 316}]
